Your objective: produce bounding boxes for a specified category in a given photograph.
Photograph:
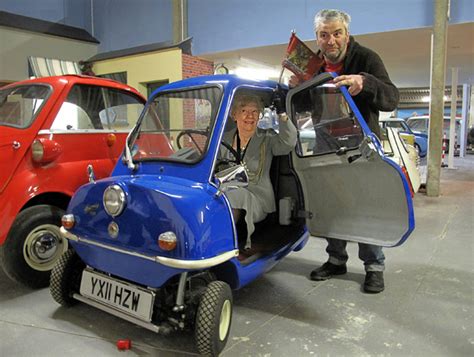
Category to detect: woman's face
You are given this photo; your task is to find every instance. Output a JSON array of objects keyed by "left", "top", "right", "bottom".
[{"left": 234, "top": 102, "right": 260, "bottom": 135}]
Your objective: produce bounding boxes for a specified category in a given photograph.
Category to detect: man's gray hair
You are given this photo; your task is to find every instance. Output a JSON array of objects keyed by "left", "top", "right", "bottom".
[{"left": 314, "top": 9, "right": 351, "bottom": 34}]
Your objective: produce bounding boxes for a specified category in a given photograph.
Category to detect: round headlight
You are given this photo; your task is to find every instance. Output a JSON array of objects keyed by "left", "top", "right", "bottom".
[
  {"left": 31, "top": 139, "right": 44, "bottom": 162},
  {"left": 103, "top": 184, "right": 126, "bottom": 217}
]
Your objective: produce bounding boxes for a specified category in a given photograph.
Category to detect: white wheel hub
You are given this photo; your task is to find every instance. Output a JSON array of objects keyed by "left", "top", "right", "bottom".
[
  {"left": 219, "top": 299, "right": 232, "bottom": 341},
  {"left": 23, "top": 224, "right": 68, "bottom": 271}
]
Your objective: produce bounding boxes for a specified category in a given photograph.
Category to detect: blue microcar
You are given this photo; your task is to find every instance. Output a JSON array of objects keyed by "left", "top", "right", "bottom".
[{"left": 50, "top": 73, "right": 415, "bottom": 356}]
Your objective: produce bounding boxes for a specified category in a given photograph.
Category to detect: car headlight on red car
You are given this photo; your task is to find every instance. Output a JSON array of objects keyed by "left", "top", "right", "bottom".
[
  {"left": 103, "top": 184, "right": 126, "bottom": 217},
  {"left": 31, "top": 138, "right": 62, "bottom": 163}
]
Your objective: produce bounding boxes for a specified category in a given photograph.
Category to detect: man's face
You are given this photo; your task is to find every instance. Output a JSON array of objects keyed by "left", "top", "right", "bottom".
[
  {"left": 234, "top": 102, "right": 260, "bottom": 134},
  {"left": 316, "top": 20, "right": 350, "bottom": 64}
]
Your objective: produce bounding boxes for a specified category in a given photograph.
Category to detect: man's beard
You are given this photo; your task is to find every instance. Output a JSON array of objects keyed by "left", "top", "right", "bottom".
[
  {"left": 323, "top": 40, "right": 348, "bottom": 63},
  {"left": 324, "top": 49, "right": 343, "bottom": 63}
]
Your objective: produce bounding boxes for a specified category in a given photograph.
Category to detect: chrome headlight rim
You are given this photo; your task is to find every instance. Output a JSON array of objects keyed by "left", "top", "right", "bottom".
[
  {"left": 103, "top": 184, "right": 126, "bottom": 217},
  {"left": 31, "top": 139, "right": 44, "bottom": 162}
]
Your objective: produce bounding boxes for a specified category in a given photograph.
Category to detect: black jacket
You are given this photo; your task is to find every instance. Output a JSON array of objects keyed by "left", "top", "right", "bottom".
[{"left": 322, "top": 36, "right": 399, "bottom": 137}]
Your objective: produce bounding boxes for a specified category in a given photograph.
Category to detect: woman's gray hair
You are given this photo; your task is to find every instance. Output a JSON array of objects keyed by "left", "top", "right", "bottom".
[
  {"left": 231, "top": 94, "right": 263, "bottom": 116},
  {"left": 313, "top": 9, "right": 351, "bottom": 34}
]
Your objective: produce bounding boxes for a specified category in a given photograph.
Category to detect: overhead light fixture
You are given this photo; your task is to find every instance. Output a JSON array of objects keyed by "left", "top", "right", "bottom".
[
  {"left": 231, "top": 57, "right": 280, "bottom": 80},
  {"left": 421, "top": 95, "right": 448, "bottom": 102},
  {"left": 233, "top": 66, "right": 280, "bottom": 80}
]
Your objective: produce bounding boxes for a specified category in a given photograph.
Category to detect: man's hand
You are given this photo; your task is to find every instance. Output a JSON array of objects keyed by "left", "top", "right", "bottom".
[
  {"left": 288, "top": 75, "right": 303, "bottom": 88},
  {"left": 333, "top": 74, "right": 364, "bottom": 96}
]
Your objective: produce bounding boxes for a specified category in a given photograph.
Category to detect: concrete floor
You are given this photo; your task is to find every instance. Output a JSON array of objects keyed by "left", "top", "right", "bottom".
[{"left": 1, "top": 156, "right": 473, "bottom": 356}]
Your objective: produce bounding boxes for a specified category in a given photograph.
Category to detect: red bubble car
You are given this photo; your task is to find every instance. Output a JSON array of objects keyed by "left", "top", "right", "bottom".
[{"left": 0, "top": 75, "right": 146, "bottom": 288}]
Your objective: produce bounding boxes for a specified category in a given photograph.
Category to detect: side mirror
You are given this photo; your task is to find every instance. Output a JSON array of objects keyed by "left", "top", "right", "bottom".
[{"left": 215, "top": 165, "right": 248, "bottom": 196}]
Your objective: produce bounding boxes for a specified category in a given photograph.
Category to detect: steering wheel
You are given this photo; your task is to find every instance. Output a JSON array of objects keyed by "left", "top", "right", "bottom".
[
  {"left": 176, "top": 129, "right": 209, "bottom": 154},
  {"left": 215, "top": 140, "right": 240, "bottom": 172},
  {"left": 221, "top": 140, "right": 239, "bottom": 163}
]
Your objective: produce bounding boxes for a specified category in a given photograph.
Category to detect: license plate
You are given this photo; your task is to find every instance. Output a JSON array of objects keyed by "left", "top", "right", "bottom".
[{"left": 80, "top": 269, "right": 155, "bottom": 321}]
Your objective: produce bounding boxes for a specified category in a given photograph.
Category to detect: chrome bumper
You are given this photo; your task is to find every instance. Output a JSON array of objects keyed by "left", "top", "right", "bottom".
[{"left": 60, "top": 227, "right": 238, "bottom": 269}]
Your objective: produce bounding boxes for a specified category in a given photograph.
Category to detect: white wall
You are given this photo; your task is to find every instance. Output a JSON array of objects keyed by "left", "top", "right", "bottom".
[{"left": 0, "top": 27, "right": 98, "bottom": 81}]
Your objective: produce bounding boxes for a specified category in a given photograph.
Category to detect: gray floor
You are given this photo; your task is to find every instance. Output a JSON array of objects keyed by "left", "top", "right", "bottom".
[{"left": 1, "top": 156, "right": 473, "bottom": 357}]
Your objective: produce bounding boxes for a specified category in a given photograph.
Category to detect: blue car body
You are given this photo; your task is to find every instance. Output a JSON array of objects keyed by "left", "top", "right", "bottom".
[{"left": 53, "top": 73, "right": 415, "bottom": 355}]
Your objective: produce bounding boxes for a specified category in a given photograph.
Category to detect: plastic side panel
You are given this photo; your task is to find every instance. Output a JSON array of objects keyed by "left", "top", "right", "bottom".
[{"left": 295, "top": 156, "right": 414, "bottom": 247}]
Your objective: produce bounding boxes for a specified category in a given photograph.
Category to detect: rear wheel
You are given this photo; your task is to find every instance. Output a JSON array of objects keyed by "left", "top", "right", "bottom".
[
  {"left": 50, "top": 249, "right": 84, "bottom": 306},
  {"left": 195, "top": 281, "right": 233, "bottom": 356},
  {"left": 0, "top": 205, "right": 67, "bottom": 288}
]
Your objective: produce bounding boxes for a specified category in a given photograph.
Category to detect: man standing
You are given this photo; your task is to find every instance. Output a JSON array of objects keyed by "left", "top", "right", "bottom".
[{"left": 291, "top": 9, "right": 399, "bottom": 293}]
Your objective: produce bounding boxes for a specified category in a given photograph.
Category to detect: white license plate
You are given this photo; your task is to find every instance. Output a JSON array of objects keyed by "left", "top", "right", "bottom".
[{"left": 80, "top": 269, "right": 155, "bottom": 321}]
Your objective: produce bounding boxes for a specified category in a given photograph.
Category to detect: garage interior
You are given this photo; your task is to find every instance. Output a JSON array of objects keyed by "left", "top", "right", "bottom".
[
  {"left": 1, "top": 0, "right": 473, "bottom": 356},
  {"left": 1, "top": 159, "right": 472, "bottom": 355}
]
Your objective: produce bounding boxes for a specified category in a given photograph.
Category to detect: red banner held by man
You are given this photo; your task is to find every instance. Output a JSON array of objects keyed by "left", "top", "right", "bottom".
[{"left": 282, "top": 32, "right": 324, "bottom": 81}]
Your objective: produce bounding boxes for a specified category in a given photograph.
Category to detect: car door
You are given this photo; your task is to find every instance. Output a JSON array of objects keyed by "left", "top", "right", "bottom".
[
  {"left": 42, "top": 83, "right": 146, "bottom": 180},
  {"left": 0, "top": 84, "right": 51, "bottom": 193},
  {"left": 288, "top": 73, "right": 414, "bottom": 247}
]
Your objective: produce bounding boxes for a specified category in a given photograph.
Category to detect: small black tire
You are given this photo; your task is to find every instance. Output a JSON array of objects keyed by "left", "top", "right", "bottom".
[
  {"left": 195, "top": 281, "right": 233, "bottom": 356},
  {"left": 0, "top": 205, "right": 67, "bottom": 288},
  {"left": 50, "top": 249, "right": 84, "bottom": 306}
]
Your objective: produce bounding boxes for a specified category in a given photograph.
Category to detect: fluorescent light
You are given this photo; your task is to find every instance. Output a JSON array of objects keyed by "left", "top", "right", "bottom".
[
  {"left": 421, "top": 95, "right": 448, "bottom": 102},
  {"left": 232, "top": 66, "right": 280, "bottom": 80}
]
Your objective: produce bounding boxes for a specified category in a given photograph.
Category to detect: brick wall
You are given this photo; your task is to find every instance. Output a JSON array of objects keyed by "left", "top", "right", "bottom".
[
  {"left": 181, "top": 54, "right": 214, "bottom": 150},
  {"left": 182, "top": 54, "right": 213, "bottom": 79}
]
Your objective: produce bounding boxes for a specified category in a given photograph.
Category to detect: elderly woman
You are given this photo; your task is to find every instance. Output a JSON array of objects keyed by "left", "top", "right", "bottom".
[{"left": 222, "top": 94, "right": 297, "bottom": 249}]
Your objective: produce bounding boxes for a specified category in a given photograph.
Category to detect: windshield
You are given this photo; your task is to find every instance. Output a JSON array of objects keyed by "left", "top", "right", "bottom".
[
  {"left": 0, "top": 85, "right": 51, "bottom": 128},
  {"left": 406, "top": 117, "right": 460, "bottom": 135},
  {"left": 383, "top": 121, "right": 404, "bottom": 130},
  {"left": 406, "top": 118, "right": 427, "bottom": 132},
  {"left": 292, "top": 83, "right": 363, "bottom": 156},
  {"left": 129, "top": 86, "right": 222, "bottom": 164}
]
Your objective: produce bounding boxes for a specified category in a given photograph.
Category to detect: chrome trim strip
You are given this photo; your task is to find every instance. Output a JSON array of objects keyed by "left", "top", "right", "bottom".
[
  {"left": 155, "top": 250, "right": 239, "bottom": 269},
  {"left": 38, "top": 129, "right": 129, "bottom": 135},
  {"left": 61, "top": 227, "right": 239, "bottom": 269},
  {"left": 73, "top": 293, "right": 161, "bottom": 333}
]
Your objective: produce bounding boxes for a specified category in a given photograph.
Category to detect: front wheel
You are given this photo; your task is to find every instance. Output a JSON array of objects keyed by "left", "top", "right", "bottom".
[
  {"left": 195, "top": 281, "right": 233, "bottom": 356},
  {"left": 50, "top": 249, "right": 84, "bottom": 306},
  {"left": 0, "top": 205, "right": 67, "bottom": 288}
]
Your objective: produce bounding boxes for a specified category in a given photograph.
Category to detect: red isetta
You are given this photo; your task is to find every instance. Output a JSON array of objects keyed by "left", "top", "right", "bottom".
[{"left": 0, "top": 75, "right": 147, "bottom": 288}]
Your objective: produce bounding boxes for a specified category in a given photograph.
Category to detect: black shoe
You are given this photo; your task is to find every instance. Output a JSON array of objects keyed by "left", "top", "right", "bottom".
[
  {"left": 364, "top": 271, "right": 385, "bottom": 293},
  {"left": 310, "top": 262, "right": 347, "bottom": 281}
]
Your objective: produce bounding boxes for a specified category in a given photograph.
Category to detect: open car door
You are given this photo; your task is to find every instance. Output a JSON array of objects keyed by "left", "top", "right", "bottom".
[{"left": 288, "top": 73, "right": 414, "bottom": 247}]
